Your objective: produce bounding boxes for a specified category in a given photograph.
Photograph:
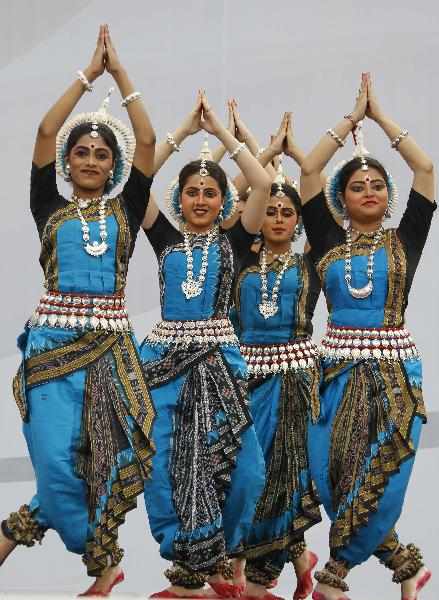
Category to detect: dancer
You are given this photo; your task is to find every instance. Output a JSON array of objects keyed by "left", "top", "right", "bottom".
[
  {"left": 0, "top": 25, "right": 156, "bottom": 596},
  {"left": 141, "top": 91, "right": 271, "bottom": 598},
  {"left": 300, "top": 73, "right": 434, "bottom": 600},
  {"left": 231, "top": 112, "right": 322, "bottom": 600}
]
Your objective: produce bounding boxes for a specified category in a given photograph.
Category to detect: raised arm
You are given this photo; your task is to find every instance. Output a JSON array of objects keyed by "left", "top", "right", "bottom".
[
  {"left": 104, "top": 26, "right": 155, "bottom": 177},
  {"left": 300, "top": 74, "right": 368, "bottom": 204},
  {"left": 200, "top": 92, "right": 271, "bottom": 234},
  {"left": 366, "top": 75, "right": 434, "bottom": 202},
  {"left": 211, "top": 100, "right": 236, "bottom": 164},
  {"left": 33, "top": 25, "right": 107, "bottom": 168},
  {"left": 233, "top": 112, "right": 289, "bottom": 195},
  {"left": 153, "top": 92, "right": 202, "bottom": 175}
]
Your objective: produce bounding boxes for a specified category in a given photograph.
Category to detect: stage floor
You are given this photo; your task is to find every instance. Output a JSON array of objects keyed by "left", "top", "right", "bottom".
[{"left": 1, "top": 445, "right": 438, "bottom": 600}]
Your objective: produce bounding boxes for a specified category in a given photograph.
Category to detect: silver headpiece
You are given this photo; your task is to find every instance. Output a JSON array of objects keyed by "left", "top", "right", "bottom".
[
  {"left": 56, "top": 88, "right": 136, "bottom": 192},
  {"left": 325, "top": 120, "right": 398, "bottom": 224},
  {"left": 166, "top": 134, "right": 238, "bottom": 224}
]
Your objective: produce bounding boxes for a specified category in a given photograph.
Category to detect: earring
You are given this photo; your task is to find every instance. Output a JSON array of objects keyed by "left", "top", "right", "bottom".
[
  {"left": 292, "top": 224, "right": 300, "bottom": 241},
  {"left": 217, "top": 205, "right": 224, "bottom": 223},
  {"left": 254, "top": 231, "right": 262, "bottom": 244},
  {"left": 64, "top": 163, "right": 71, "bottom": 182},
  {"left": 108, "top": 169, "right": 114, "bottom": 185}
]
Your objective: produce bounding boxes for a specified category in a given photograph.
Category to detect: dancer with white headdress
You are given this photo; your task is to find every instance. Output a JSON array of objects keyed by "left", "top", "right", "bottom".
[
  {"left": 0, "top": 25, "right": 156, "bottom": 596},
  {"left": 226, "top": 111, "right": 322, "bottom": 600},
  {"left": 141, "top": 91, "right": 271, "bottom": 598},
  {"left": 300, "top": 73, "right": 434, "bottom": 600}
]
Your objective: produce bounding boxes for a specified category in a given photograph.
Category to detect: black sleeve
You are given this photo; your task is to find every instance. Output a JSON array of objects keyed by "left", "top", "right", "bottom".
[
  {"left": 144, "top": 210, "right": 181, "bottom": 258},
  {"left": 301, "top": 190, "right": 344, "bottom": 263},
  {"left": 30, "top": 161, "right": 65, "bottom": 239},
  {"left": 303, "top": 252, "right": 322, "bottom": 324},
  {"left": 397, "top": 188, "right": 436, "bottom": 255},
  {"left": 121, "top": 166, "right": 154, "bottom": 239},
  {"left": 224, "top": 219, "right": 256, "bottom": 260}
]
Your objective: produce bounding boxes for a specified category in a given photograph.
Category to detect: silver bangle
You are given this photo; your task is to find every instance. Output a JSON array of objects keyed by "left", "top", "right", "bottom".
[
  {"left": 391, "top": 129, "right": 409, "bottom": 149},
  {"left": 255, "top": 147, "right": 265, "bottom": 159},
  {"left": 166, "top": 132, "right": 181, "bottom": 152},
  {"left": 326, "top": 129, "right": 345, "bottom": 148},
  {"left": 76, "top": 70, "right": 93, "bottom": 92},
  {"left": 121, "top": 91, "right": 142, "bottom": 108},
  {"left": 229, "top": 142, "right": 246, "bottom": 160}
]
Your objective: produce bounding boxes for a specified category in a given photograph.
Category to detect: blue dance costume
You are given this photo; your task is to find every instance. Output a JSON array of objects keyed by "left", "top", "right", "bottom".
[
  {"left": 141, "top": 212, "right": 265, "bottom": 587},
  {"left": 302, "top": 188, "right": 435, "bottom": 583},
  {"left": 1, "top": 162, "right": 156, "bottom": 576},
  {"left": 233, "top": 250, "right": 321, "bottom": 584}
]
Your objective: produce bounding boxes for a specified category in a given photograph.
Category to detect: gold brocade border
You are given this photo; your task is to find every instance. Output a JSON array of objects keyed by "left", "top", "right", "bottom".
[
  {"left": 295, "top": 254, "right": 310, "bottom": 339},
  {"left": 26, "top": 332, "right": 118, "bottom": 386},
  {"left": 110, "top": 197, "right": 131, "bottom": 292},
  {"left": 234, "top": 254, "right": 298, "bottom": 320},
  {"left": 39, "top": 196, "right": 131, "bottom": 291},
  {"left": 244, "top": 489, "right": 321, "bottom": 559},
  {"left": 383, "top": 231, "right": 406, "bottom": 327},
  {"left": 328, "top": 359, "right": 420, "bottom": 551},
  {"left": 112, "top": 335, "right": 156, "bottom": 443},
  {"left": 316, "top": 230, "right": 408, "bottom": 328}
]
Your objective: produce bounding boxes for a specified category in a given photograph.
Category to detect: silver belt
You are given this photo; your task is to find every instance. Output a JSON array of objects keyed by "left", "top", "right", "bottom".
[
  {"left": 241, "top": 338, "right": 319, "bottom": 376},
  {"left": 29, "top": 290, "right": 132, "bottom": 332},
  {"left": 146, "top": 318, "right": 239, "bottom": 346},
  {"left": 320, "top": 325, "right": 419, "bottom": 361}
]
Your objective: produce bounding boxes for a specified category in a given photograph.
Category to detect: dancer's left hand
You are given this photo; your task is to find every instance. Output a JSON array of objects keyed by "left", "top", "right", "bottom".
[
  {"left": 104, "top": 25, "right": 124, "bottom": 75},
  {"left": 200, "top": 91, "right": 223, "bottom": 135},
  {"left": 365, "top": 74, "right": 384, "bottom": 122}
]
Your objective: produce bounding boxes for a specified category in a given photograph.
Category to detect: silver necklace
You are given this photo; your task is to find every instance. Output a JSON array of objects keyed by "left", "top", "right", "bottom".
[
  {"left": 345, "top": 226, "right": 383, "bottom": 299},
  {"left": 181, "top": 225, "right": 218, "bottom": 299},
  {"left": 71, "top": 194, "right": 109, "bottom": 257},
  {"left": 258, "top": 246, "right": 292, "bottom": 319}
]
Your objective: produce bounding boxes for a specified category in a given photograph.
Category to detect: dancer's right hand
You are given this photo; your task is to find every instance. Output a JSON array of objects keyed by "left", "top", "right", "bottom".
[
  {"left": 350, "top": 72, "right": 368, "bottom": 124},
  {"left": 181, "top": 90, "right": 203, "bottom": 136},
  {"left": 86, "top": 24, "right": 106, "bottom": 79},
  {"left": 269, "top": 112, "right": 289, "bottom": 155}
]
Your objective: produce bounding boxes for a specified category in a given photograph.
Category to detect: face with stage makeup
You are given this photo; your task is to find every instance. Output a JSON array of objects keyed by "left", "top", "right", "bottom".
[
  {"left": 65, "top": 123, "right": 118, "bottom": 196},
  {"left": 262, "top": 194, "right": 299, "bottom": 245},
  {"left": 178, "top": 160, "right": 228, "bottom": 232}
]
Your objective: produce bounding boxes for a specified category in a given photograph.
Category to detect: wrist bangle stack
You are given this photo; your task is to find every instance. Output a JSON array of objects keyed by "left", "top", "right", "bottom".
[
  {"left": 121, "top": 91, "right": 142, "bottom": 108},
  {"left": 343, "top": 114, "right": 356, "bottom": 129},
  {"left": 326, "top": 129, "right": 345, "bottom": 148},
  {"left": 391, "top": 129, "right": 409, "bottom": 149},
  {"left": 77, "top": 70, "right": 93, "bottom": 92},
  {"left": 255, "top": 147, "right": 265, "bottom": 159},
  {"left": 166, "top": 133, "right": 181, "bottom": 152},
  {"left": 229, "top": 142, "right": 246, "bottom": 161}
]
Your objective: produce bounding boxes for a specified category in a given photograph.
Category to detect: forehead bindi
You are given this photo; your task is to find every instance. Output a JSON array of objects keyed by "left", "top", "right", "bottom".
[
  {"left": 74, "top": 134, "right": 111, "bottom": 152},
  {"left": 348, "top": 167, "right": 385, "bottom": 185},
  {"left": 184, "top": 174, "right": 220, "bottom": 191}
]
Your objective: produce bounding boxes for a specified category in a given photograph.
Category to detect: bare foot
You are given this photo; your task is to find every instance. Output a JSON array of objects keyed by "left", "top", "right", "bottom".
[
  {"left": 208, "top": 573, "right": 236, "bottom": 597},
  {"left": 293, "top": 549, "right": 314, "bottom": 578},
  {"left": 161, "top": 585, "right": 208, "bottom": 597},
  {"left": 0, "top": 527, "right": 17, "bottom": 566},
  {"left": 313, "top": 582, "right": 350, "bottom": 600},
  {"left": 245, "top": 581, "right": 269, "bottom": 598},
  {"left": 78, "top": 565, "right": 124, "bottom": 596},
  {"left": 232, "top": 557, "right": 246, "bottom": 593},
  {"left": 401, "top": 566, "right": 431, "bottom": 600}
]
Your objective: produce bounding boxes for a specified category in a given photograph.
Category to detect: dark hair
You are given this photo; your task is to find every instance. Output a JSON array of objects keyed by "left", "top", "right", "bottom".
[
  {"left": 65, "top": 123, "right": 119, "bottom": 161},
  {"left": 338, "top": 156, "right": 389, "bottom": 195},
  {"left": 270, "top": 182, "right": 302, "bottom": 216},
  {"left": 179, "top": 160, "right": 228, "bottom": 196}
]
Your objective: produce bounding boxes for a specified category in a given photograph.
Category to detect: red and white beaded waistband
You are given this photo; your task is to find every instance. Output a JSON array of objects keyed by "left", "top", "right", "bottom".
[
  {"left": 29, "top": 291, "right": 132, "bottom": 332},
  {"left": 320, "top": 324, "right": 419, "bottom": 361},
  {"left": 241, "top": 338, "right": 319, "bottom": 376},
  {"left": 146, "top": 318, "right": 239, "bottom": 346}
]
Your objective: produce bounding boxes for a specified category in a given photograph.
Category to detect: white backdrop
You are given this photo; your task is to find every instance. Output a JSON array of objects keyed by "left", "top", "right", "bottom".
[{"left": 0, "top": 1, "right": 438, "bottom": 598}]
